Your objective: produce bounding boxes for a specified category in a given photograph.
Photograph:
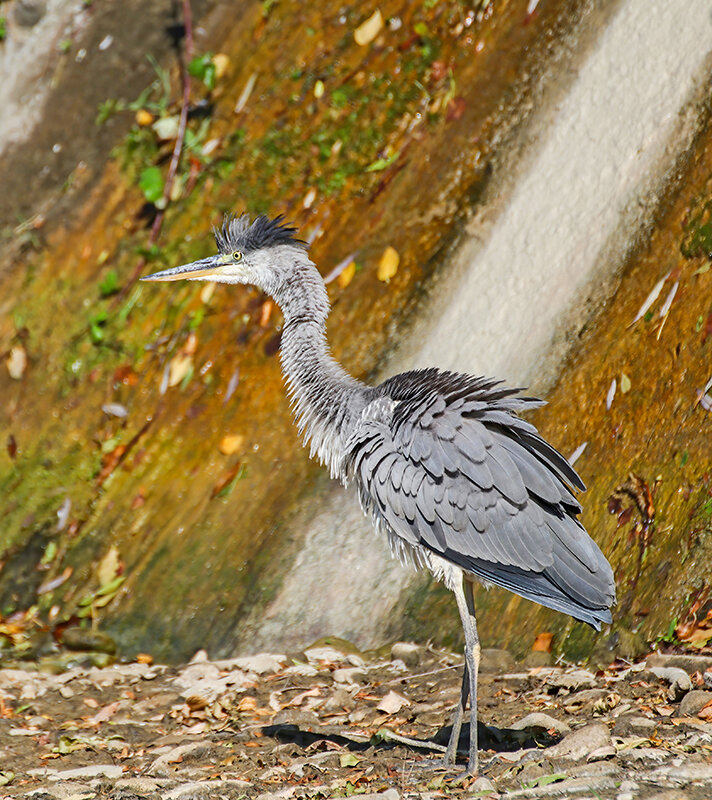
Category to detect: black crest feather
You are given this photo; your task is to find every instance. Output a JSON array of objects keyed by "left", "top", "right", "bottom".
[{"left": 213, "top": 214, "right": 306, "bottom": 254}]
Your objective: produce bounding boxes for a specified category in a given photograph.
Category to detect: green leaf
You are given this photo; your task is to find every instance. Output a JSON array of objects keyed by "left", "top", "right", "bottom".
[
  {"left": 99, "top": 269, "right": 120, "bottom": 297},
  {"left": 523, "top": 774, "right": 568, "bottom": 789},
  {"left": 365, "top": 151, "right": 400, "bottom": 172},
  {"left": 188, "top": 53, "right": 216, "bottom": 90},
  {"left": 138, "top": 166, "right": 164, "bottom": 204},
  {"left": 0, "top": 771, "right": 14, "bottom": 787},
  {"left": 339, "top": 753, "right": 360, "bottom": 767},
  {"left": 96, "top": 576, "right": 125, "bottom": 597}
]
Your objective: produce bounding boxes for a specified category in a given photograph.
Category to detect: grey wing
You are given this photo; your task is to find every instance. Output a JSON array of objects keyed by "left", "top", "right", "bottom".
[{"left": 344, "top": 371, "right": 615, "bottom": 629}]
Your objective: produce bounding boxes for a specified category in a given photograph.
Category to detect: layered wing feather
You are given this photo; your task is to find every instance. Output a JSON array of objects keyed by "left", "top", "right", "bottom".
[{"left": 344, "top": 369, "right": 615, "bottom": 628}]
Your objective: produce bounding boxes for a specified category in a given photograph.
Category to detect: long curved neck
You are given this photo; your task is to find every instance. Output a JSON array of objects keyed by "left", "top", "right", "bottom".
[{"left": 271, "top": 255, "right": 367, "bottom": 478}]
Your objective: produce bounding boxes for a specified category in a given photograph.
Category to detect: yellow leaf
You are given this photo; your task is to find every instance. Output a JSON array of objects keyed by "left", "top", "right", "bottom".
[
  {"left": 338, "top": 261, "right": 356, "bottom": 288},
  {"left": 219, "top": 434, "right": 245, "bottom": 455},
  {"left": 212, "top": 53, "right": 230, "bottom": 79},
  {"left": 135, "top": 109, "right": 154, "bottom": 127},
  {"left": 378, "top": 246, "right": 399, "bottom": 282},
  {"left": 200, "top": 282, "right": 216, "bottom": 304},
  {"left": 354, "top": 9, "right": 383, "bottom": 46},
  {"left": 97, "top": 545, "right": 120, "bottom": 588},
  {"left": 168, "top": 353, "right": 193, "bottom": 387},
  {"left": 620, "top": 373, "right": 631, "bottom": 393}
]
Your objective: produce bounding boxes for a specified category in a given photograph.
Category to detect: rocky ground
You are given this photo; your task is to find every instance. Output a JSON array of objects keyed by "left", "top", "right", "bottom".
[{"left": 0, "top": 641, "right": 711, "bottom": 800}]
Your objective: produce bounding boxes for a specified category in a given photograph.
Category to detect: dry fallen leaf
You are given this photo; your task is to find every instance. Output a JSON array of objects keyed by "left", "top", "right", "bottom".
[
  {"left": 620, "top": 373, "right": 632, "bottom": 393},
  {"left": 378, "top": 246, "right": 399, "bottom": 282},
  {"left": 212, "top": 53, "right": 230, "bottom": 78},
  {"left": 354, "top": 9, "right": 383, "bottom": 46},
  {"left": 377, "top": 690, "right": 410, "bottom": 715},
  {"left": 136, "top": 653, "right": 153, "bottom": 665},
  {"left": 338, "top": 261, "right": 356, "bottom": 289},
  {"left": 200, "top": 282, "right": 216, "bottom": 304},
  {"left": 168, "top": 353, "right": 193, "bottom": 388},
  {"left": 97, "top": 546, "right": 121, "bottom": 588},
  {"left": 219, "top": 434, "right": 244, "bottom": 455},
  {"left": 6, "top": 345, "right": 27, "bottom": 380},
  {"left": 532, "top": 632, "right": 553, "bottom": 652}
]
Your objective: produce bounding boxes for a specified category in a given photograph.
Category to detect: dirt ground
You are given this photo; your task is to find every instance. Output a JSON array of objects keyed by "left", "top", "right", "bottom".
[{"left": 0, "top": 641, "right": 711, "bottom": 799}]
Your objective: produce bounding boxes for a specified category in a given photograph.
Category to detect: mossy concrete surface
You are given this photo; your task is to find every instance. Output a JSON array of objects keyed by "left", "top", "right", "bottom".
[{"left": 0, "top": 0, "right": 710, "bottom": 664}]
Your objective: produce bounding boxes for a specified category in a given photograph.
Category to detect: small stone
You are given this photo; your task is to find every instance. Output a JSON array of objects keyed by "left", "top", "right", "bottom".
[
  {"left": 510, "top": 712, "right": 571, "bottom": 737},
  {"left": 545, "top": 722, "right": 611, "bottom": 760},
  {"left": 229, "top": 653, "right": 286, "bottom": 674},
  {"left": 546, "top": 668, "right": 597, "bottom": 692},
  {"left": 650, "top": 666, "right": 692, "bottom": 700},
  {"left": 115, "top": 777, "right": 172, "bottom": 793},
  {"left": 49, "top": 764, "right": 123, "bottom": 781},
  {"left": 323, "top": 688, "right": 354, "bottom": 712},
  {"left": 333, "top": 667, "right": 367, "bottom": 684},
  {"left": 524, "top": 650, "right": 553, "bottom": 668},
  {"left": 390, "top": 642, "right": 423, "bottom": 667},
  {"left": 564, "top": 688, "right": 608, "bottom": 707},
  {"left": 647, "top": 653, "right": 712, "bottom": 674},
  {"left": 61, "top": 627, "right": 116, "bottom": 655},
  {"left": 470, "top": 776, "right": 498, "bottom": 797},
  {"left": 587, "top": 744, "right": 617, "bottom": 761},
  {"left": 620, "top": 747, "right": 668, "bottom": 763},
  {"left": 679, "top": 689, "right": 712, "bottom": 717},
  {"left": 612, "top": 714, "right": 656, "bottom": 736},
  {"left": 148, "top": 742, "right": 221, "bottom": 776},
  {"left": 480, "top": 648, "right": 516, "bottom": 674},
  {"left": 26, "top": 781, "right": 94, "bottom": 799}
]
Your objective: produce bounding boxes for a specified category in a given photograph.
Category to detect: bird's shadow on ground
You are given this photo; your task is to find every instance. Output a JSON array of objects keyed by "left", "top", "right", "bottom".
[{"left": 262, "top": 721, "right": 558, "bottom": 755}]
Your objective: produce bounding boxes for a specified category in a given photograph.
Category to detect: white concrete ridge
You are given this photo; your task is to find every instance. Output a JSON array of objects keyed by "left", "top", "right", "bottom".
[
  {"left": 0, "top": 1, "right": 89, "bottom": 157},
  {"left": 252, "top": 0, "right": 712, "bottom": 649},
  {"left": 400, "top": 0, "right": 712, "bottom": 387}
]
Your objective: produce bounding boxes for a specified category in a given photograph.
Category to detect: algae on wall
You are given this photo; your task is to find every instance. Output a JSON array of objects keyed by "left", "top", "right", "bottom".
[{"left": 3, "top": 0, "right": 710, "bottom": 665}]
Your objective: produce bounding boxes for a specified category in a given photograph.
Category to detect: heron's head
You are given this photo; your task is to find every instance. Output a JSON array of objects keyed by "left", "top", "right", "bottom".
[{"left": 141, "top": 214, "right": 308, "bottom": 294}]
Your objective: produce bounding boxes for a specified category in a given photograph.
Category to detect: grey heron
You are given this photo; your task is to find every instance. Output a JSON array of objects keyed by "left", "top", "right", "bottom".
[{"left": 142, "top": 213, "right": 616, "bottom": 775}]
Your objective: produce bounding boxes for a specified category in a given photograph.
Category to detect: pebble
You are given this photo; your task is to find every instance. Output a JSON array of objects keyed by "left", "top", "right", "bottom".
[
  {"left": 679, "top": 688, "right": 712, "bottom": 716},
  {"left": 26, "top": 782, "right": 94, "bottom": 799},
  {"left": 510, "top": 712, "right": 571, "bottom": 736},
  {"left": 223, "top": 652, "right": 286, "bottom": 674},
  {"left": 390, "top": 641, "right": 423, "bottom": 667},
  {"left": 162, "top": 779, "right": 252, "bottom": 798},
  {"left": 479, "top": 648, "right": 516, "bottom": 674},
  {"left": 49, "top": 764, "right": 123, "bottom": 780},
  {"left": 650, "top": 666, "right": 692, "bottom": 700},
  {"left": 332, "top": 666, "right": 367, "bottom": 684},
  {"left": 647, "top": 653, "right": 712, "bottom": 674},
  {"left": 545, "top": 722, "right": 611, "bottom": 760},
  {"left": 148, "top": 742, "right": 221, "bottom": 776},
  {"left": 545, "top": 668, "right": 597, "bottom": 692},
  {"left": 61, "top": 627, "right": 117, "bottom": 654},
  {"left": 523, "top": 650, "right": 552, "bottom": 668}
]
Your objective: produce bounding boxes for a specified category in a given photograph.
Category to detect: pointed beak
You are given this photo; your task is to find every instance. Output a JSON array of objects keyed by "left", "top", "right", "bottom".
[{"left": 140, "top": 256, "right": 225, "bottom": 282}]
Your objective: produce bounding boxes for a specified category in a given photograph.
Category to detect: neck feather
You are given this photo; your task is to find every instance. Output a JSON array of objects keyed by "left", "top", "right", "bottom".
[{"left": 272, "top": 256, "right": 366, "bottom": 478}]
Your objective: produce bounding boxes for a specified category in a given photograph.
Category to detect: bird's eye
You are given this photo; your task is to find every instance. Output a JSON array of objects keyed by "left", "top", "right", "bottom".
[{"left": 232, "top": 251, "right": 243, "bottom": 262}]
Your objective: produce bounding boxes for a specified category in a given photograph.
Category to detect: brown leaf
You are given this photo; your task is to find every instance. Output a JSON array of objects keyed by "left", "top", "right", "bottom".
[
  {"left": 376, "top": 690, "right": 410, "bottom": 715},
  {"left": 532, "top": 632, "right": 553, "bottom": 652},
  {"left": 446, "top": 96, "right": 466, "bottom": 121}
]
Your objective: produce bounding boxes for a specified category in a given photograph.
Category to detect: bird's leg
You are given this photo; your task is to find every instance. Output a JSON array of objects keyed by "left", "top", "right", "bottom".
[
  {"left": 449, "top": 576, "right": 481, "bottom": 775},
  {"left": 443, "top": 654, "right": 469, "bottom": 764}
]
